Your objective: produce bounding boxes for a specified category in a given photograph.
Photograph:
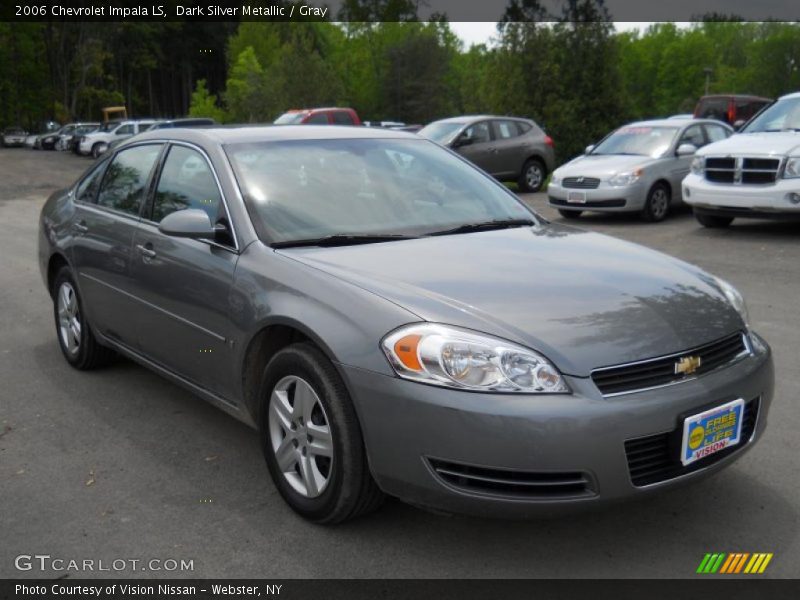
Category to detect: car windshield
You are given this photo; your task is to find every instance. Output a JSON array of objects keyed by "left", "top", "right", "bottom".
[
  {"left": 226, "top": 138, "right": 537, "bottom": 245},
  {"left": 99, "top": 122, "right": 117, "bottom": 132},
  {"left": 274, "top": 112, "right": 306, "bottom": 125},
  {"left": 741, "top": 97, "right": 800, "bottom": 132},
  {"left": 418, "top": 121, "right": 465, "bottom": 145},
  {"left": 591, "top": 126, "right": 679, "bottom": 158}
]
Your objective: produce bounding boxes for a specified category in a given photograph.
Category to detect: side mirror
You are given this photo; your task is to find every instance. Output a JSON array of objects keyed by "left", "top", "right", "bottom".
[
  {"left": 676, "top": 143, "right": 698, "bottom": 157},
  {"left": 158, "top": 209, "right": 216, "bottom": 239},
  {"left": 733, "top": 119, "right": 745, "bottom": 131},
  {"left": 453, "top": 132, "right": 472, "bottom": 148},
  {"left": 585, "top": 144, "right": 595, "bottom": 154}
]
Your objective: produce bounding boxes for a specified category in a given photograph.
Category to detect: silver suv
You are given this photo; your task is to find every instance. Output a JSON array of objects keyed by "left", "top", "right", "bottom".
[{"left": 78, "top": 120, "right": 155, "bottom": 158}]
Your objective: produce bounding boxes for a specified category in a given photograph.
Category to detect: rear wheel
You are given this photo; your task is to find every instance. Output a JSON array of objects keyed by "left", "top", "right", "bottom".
[
  {"left": 695, "top": 212, "right": 734, "bottom": 228},
  {"left": 558, "top": 209, "right": 583, "bottom": 220},
  {"left": 519, "top": 158, "right": 546, "bottom": 193},
  {"left": 259, "top": 343, "right": 383, "bottom": 523},
  {"left": 641, "top": 183, "right": 671, "bottom": 222},
  {"left": 91, "top": 143, "right": 106, "bottom": 159},
  {"left": 52, "top": 267, "right": 115, "bottom": 370}
]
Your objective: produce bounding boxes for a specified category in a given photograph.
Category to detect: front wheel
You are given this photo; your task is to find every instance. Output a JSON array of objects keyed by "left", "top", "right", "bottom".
[
  {"left": 519, "top": 158, "right": 546, "bottom": 193},
  {"left": 91, "top": 143, "right": 106, "bottom": 159},
  {"left": 52, "top": 267, "right": 115, "bottom": 369},
  {"left": 259, "top": 343, "right": 383, "bottom": 523},
  {"left": 641, "top": 183, "right": 671, "bottom": 222},
  {"left": 695, "top": 212, "right": 734, "bottom": 228}
]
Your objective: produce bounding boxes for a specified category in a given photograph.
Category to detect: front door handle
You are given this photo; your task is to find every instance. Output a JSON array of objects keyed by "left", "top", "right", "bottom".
[
  {"left": 136, "top": 244, "right": 157, "bottom": 259},
  {"left": 72, "top": 221, "right": 88, "bottom": 235}
]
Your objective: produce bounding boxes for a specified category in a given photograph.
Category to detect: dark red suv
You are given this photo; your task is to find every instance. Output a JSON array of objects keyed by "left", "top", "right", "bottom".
[
  {"left": 274, "top": 107, "right": 362, "bottom": 126},
  {"left": 694, "top": 95, "right": 772, "bottom": 129}
]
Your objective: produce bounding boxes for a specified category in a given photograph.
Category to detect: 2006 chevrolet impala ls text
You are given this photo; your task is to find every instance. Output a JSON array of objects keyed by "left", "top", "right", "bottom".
[{"left": 38, "top": 126, "right": 773, "bottom": 523}]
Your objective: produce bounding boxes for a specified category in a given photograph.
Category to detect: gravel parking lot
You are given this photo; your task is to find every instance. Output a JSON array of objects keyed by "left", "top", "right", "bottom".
[{"left": 1, "top": 148, "right": 798, "bottom": 579}]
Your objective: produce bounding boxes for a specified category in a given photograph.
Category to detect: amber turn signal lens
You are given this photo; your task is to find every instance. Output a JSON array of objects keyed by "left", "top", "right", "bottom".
[{"left": 394, "top": 334, "right": 423, "bottom": 371}]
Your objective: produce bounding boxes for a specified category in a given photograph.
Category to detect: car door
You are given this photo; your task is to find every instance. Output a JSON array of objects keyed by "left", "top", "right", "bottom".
[
  {"left": 128, "top": 143, "right": 240, "bottom": 400},
  {"left": 452, "top": 120, "right": 497, "bottom": 174},
  {"left": 490, "top": 119, "right": 528, "bottom": 178},
  {"left": 69, "top": 144, "right": 164, "bottom": 347},
  {"left": 670, "top": 124, "right": 707, "bottom": 200}
]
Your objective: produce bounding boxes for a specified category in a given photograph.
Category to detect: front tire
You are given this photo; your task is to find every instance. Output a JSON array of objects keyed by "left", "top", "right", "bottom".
[
  {"left": 695, "top": 212, "right": 734, "bottom": 228},
  {"left": 52, "top": 267, "right": 115, "bottom": 370},
  {"left": 519, "top": 158, "right": 546, "bottom": 193},
  {"left": 558, "top": 209, "right": 583, "bottom": 220},
  {"left": 91, "top": 143, "right": 105, "bottom": 159},
  {"left": 259, "top": 343, "right": 383, "bottom": 523},
  {"left": 641, "top": 183, "right": 671, "bottom": 222}
]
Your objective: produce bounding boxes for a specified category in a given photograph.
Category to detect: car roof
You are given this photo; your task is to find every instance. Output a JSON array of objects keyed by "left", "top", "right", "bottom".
[
  {"left": 622, "top": 118, "right": 728, "bottom": 128},
  {"left": 699, "top": 94, "right": 772, "bottom": 101},
  {"left": 132, "top": 125, "right": 419, "bottom": 146},
  {"left": 779, "top": 91, "right": 800, "bottom": 101},
  {"left": 428, "top": 115, "right": 527, "bottom": 125}
]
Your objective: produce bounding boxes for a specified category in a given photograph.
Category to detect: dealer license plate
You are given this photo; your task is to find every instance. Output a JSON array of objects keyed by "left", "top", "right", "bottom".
[
  {"left": 567, "top": 191, "right": 586, "bottom": 204},
  {"left": 680, "top": 398, "right": 745, "bottom": 466}
]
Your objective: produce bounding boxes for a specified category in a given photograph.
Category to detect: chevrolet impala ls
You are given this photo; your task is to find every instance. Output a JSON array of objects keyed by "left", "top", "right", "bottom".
[{"left": 38, "top": 126, "right": 774, "bottom": 523}]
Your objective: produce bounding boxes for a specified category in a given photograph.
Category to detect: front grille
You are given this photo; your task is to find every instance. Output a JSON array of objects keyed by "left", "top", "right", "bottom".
[
  {"left": 591, "top": 332, "right": 748, "bottom": 396},
  {"left": 562, "top": 177, "right": 600, "bottom": 189},
  {"left": 704, "top": 157, "right": 780, "bottom": 185},
  {"left": 428, "top": 459, "right": 595, "bottom": 499},
  {"left": 625, "top": 397, "right": 759, "bottom": 487}
]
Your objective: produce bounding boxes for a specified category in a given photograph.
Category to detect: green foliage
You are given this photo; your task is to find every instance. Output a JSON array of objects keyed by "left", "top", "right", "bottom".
[{"left": 188, "top": 79, "right": 227, "bottom": 123}]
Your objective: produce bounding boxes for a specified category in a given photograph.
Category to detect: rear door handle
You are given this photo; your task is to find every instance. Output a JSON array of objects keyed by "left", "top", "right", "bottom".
[
  {"left": 72, "top": 221, "right": 88, "bottom": 234},
  {"left": 136, "top": 244, "right": 157, "bottom": 259}
]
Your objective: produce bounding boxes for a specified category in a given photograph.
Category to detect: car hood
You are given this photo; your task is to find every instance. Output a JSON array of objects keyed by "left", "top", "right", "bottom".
[
  {"left": 556, "top": 154, "right": 657, "bottom": 179},
  {"left": 277, "top": 226, "right": 744, "bottom": 377},
  {"left": 698, "top": 131, "right": 800, "bottom": 156}
]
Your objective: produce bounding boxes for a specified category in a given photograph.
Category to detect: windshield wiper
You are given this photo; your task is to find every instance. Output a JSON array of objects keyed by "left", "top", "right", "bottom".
[
  {"left": 271, "top": 233, "right": 417, "bottom": 249},
  {"left": 425, "top": 218, "right": 535, "bottom": 237}
]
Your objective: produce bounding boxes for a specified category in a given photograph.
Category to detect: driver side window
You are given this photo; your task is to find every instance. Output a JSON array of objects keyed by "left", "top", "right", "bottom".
[
  {"left": 680, "top": 125, "right": 706, "bottom": 148},
  {"left": 463, "top": 121, "right": 491, "bottom": 144}
]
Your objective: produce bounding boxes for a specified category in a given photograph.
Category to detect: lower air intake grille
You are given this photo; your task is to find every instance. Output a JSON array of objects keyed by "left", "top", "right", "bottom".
[
  {"left": 591, "top": 332, "right": 748, "bottom": 396},
  {"left": 624, "top": 397, "right": 759, "bottom": 487},
  {"left": 428, "top": 459, "right": 595, "bottom": 499}
]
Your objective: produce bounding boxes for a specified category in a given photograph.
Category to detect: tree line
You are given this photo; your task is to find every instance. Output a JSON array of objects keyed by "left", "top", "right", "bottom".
[{"left": 1, "top": 0, "right": 799, "bottom": 161}]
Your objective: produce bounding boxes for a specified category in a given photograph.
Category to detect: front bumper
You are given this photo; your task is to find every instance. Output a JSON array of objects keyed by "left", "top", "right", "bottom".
[
  {"left": 548, "top": 181, "right": 646, "bottom": 212},
  {"left": 683, "top": 173, "right": 800, "bottom": 215},
  {"left": 339, "top": 337, "right": 773, "bottom": 518}
]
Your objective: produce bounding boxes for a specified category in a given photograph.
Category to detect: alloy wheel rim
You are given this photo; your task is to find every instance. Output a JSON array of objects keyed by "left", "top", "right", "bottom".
[
  {"left": 526, "top": 165, "right": 542, "bottom": 188},
  {"left": 57, "top": 282, "right": 81, "bottom": 356},
  {"left": 651, "top": 189, "right": 668, "bottom": 218},
  {"left": 268, "top": 375, "right": 334, "bottom": 499}
]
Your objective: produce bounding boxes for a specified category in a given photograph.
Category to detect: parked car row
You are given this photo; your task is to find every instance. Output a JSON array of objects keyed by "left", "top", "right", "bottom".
[{"left": 548, "top": 92, "right": 800, "bottom": 227}]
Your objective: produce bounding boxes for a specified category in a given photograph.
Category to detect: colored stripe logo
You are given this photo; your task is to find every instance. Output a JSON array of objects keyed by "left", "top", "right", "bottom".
[{"left": 697, "top": 553, "right": 773, "bottom": 574}]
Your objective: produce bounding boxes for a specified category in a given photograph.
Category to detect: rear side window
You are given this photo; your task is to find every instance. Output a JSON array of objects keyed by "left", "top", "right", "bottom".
[
  {"left": 305, "top": 113, "right": 329, "bottom": 125},
  {"left": 75, "top": 162, "right": 107, "bottom": 204},
  {"left": 151, "top": 145, "right": 222, "bottom": 223},
  {"left": 115, "top": 124, "right": 134, "bottom": 135},
  {"left": 493, "top": 120, "right": 520, "bottom": 139},
  {"left": 331, "top": 111, "right": 355, "bottom": 125},
  {"left": 96, "top": 145, "right": 162, "bottom": 216},
  {"left": 679, "top": 125, "right": 706, "bottom": 148},
  {"left": 705, "top": 124, "right": 731, "bottom": 143}
]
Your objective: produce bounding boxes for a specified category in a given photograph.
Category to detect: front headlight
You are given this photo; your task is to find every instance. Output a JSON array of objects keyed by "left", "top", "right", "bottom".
[
  {"left": 550, "top": 173, "right": 561, "bottom": 186},
  {"left": 713, "top": 276, "right": 750, "bottom": 329},
  {"left": 691, "top": 156, "right": 705, "bottom": 175},
  {"left": 608, "top": 168, "right": 643, "bottom": 187},
  {"left": 783, "top": 156, "right": 800, "bottom": 179},
  {"left": 381, "top": 323, "right": 569, "bottom": 393}
]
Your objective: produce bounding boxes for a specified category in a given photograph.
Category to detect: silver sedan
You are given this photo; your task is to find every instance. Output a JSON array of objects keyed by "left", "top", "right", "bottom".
[{"left": 548, "top": 118, "right": 733, "bottom": 222}]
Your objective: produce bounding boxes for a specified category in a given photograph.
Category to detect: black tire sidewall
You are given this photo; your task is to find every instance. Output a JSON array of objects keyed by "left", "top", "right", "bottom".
[
  {"left": 558, "top": 209, "right": 582, "bottom": 219},
  {"left": 258, "top": 344, "right": 363, "bottom": 522},
  {"left": 520, "top": 159, "right": 545, "bottom": 193},
  {"left": 52, "top": 268, "right": 90, "bottom": 367},
  {"left": 643, "top": 183, "right": 670, "bottom": 222}
]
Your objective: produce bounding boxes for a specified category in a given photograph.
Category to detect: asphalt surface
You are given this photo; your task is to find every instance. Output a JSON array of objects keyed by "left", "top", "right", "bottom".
[{"left": 1, "top": 148, "right": 798, "bottom": 579}]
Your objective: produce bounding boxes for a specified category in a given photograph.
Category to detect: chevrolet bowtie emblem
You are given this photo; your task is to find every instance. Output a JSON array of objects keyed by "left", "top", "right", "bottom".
[{"left": 675, "top": 355, "right": 702, "bottom": 376}]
